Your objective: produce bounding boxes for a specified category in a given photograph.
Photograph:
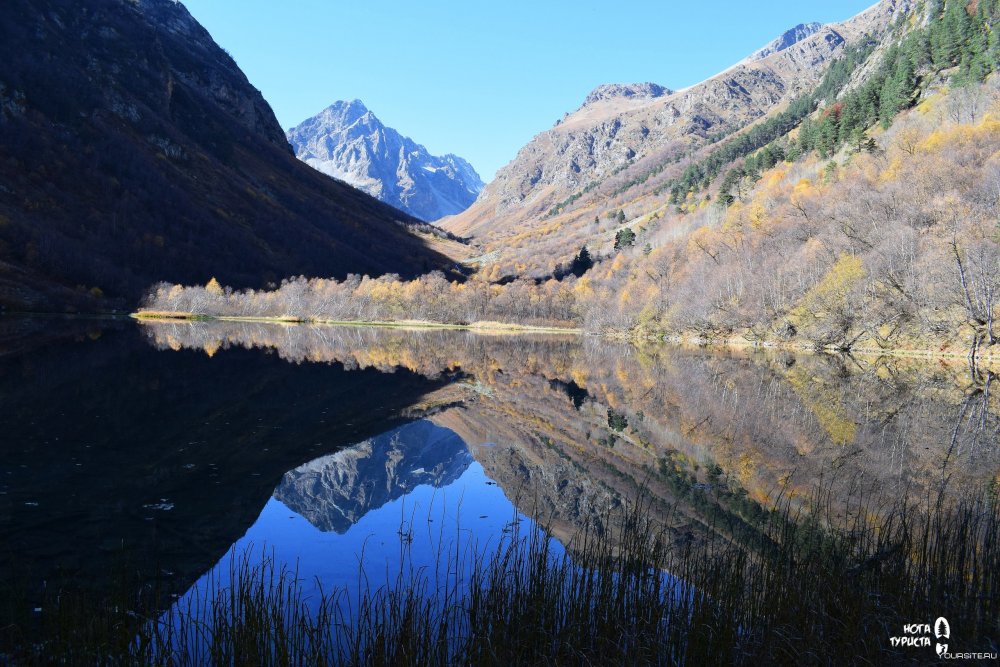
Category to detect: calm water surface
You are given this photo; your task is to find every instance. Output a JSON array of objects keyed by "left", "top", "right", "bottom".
[{"left": 1, "top": 316, "right": 998, "bottom": 622}]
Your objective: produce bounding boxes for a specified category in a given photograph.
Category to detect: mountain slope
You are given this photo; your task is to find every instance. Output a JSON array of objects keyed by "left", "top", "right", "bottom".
[
  {"left": 0, "top": 0, "right": 454, "bottom": 311},
  {"left": 287, "top": 100, "right": 484, "bottom": 222},
  {"left": 442, "top": 0, "right": 914, "bottom": 273}
]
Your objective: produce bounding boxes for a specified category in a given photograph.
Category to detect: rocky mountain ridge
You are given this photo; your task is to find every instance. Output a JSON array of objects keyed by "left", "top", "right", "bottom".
[
  {"left": 741, "top": 22, "right": 825, "bottom": 64},
  {"left": 287, "top": 100, "right": 484, "bottom": 222},
  {"left": 442, "top": 0, "right": 915, "bottom": 264},
  {"left": 580, "top": 82, "right": 672, "bottom": 108}
]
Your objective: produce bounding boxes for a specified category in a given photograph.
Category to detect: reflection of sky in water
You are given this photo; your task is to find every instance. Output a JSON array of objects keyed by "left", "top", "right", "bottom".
[
  {"left": 169, "top": 422, "right": 556, "bottom": 620},
  {"left": 239, "top": 462, "right": 525, "bottom": 597}
]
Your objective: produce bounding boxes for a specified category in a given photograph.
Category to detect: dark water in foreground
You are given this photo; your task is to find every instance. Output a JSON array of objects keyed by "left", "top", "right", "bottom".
[{"left": 1, "top": 316, "right": 998, "bottom": 636}]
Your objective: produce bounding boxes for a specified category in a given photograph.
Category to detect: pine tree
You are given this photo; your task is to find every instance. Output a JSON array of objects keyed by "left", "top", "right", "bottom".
[
  {"left": 878, "top": 52, "right": 916, "bottom": 128},
  {"left": 570, "top": 246, "right": 593, "bottom": 277},
  {"left": 909, "top": 30, "right": 934, "bottom": 69},
  {"left": 799, "top": 118, "right": 816, "bottom": 152},
  {"left": 614, "top": 228, "right": 636, "bottom": 251},
  {"left": 990, "top": 22, "right": 1000, "bottom": 67},
  {"left": 838, "top": 97, "right": 862, "bottom": 145},
  {"left": 933, "top": 0, "right": 973, "bottom": 67},
  {"left": 818, "top": 115, "right": 839, "bottom": 157},
  {"left": 607, "top": 409, "right": 628, "bottom": 432},
  {"left": 786, "top": 142, "right": 803, "bottom": 163},
  {"left": 848, "top": 126, "right": 869, "bottom": 153},
  {"left": 859, "top": 84, "right": 879, "bottom": 127}
]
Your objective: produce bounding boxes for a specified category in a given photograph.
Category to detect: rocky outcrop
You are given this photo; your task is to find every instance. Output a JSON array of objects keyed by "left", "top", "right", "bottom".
[
  {"left": 288, "top": 100, "right": 484, "bottom": 221},
  {"left": 580, "top": 83, "right": 672, "bottom": 107},
  {"left": 741, "top": 22, "right": 824, "bottom": 64}
]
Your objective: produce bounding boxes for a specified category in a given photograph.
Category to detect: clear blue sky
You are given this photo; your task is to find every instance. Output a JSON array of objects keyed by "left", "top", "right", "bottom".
[{"left": 181, "top": 1, "right": 877, "bottom": 181}]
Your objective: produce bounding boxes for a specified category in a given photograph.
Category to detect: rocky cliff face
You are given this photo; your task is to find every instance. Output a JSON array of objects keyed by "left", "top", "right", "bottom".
[
  {"left": 442, "top": 0, "right": 914, "bottom": 255},
  {"left": 274, "top": 420, "right": 473, "bottom": 533},
  {"left": 0, "top": 0, "right": 452, "bottom": 311},
  {"left": 288, "top": 100, "right": 484, "bottom": 222}
]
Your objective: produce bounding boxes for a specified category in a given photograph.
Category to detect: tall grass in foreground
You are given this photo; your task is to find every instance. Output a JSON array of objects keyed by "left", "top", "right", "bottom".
[{"left": 3, "top": 488, "right": 999, "bottom": 665}]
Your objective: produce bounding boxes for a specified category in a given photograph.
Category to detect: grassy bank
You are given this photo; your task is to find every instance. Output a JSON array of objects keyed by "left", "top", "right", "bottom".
[{"left": 3, "top": 485, "right": 998, "bottom": 665}]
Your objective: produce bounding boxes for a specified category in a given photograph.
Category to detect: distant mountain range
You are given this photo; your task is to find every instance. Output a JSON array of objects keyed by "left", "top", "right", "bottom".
[
  {"left": 0, "top": 0, "right": 452, "bottom": 311},
  {"left": 287, "top": 100, "right": 484, "bottom": 222}
]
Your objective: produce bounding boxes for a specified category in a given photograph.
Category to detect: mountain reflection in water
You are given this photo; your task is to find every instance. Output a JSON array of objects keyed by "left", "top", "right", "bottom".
[
  {"left": 0, "top": 318, "right": 454, "bottom": 617},
  {"left": 2, "top": 316, "right": 998, "bottom": 635},
  {"left": 274, "top": 420, "right": 474, "bottom": 534},
  {"left": 142, "top": 320, "right": 1000, "bottom": 537},
  {"left": 138, "top": 318, "right": 1000, "bottom": 605},
  {"left": 178, "top": 421, "right": 526, "bottom": 611}
]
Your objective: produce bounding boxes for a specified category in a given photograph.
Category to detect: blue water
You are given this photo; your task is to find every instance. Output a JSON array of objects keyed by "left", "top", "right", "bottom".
[
  {"left": 222, "top": 462, "right": 521, "bottom": 598},
  {"left": 166, "top": 422, "right": 552, "bottom": 624}
]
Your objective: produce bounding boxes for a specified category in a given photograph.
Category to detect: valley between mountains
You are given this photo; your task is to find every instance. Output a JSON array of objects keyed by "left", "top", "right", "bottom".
[
  {"left": 3, "top": 3, "right": 1000, "bottom": 664},
  {"left": 2, "top": 0, "right": 999, "bottom": 364}
]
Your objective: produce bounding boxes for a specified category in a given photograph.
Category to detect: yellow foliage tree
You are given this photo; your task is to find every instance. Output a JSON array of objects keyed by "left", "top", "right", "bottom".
[{"left": 790, "top": 254, "right": 865, "bottom": 325}]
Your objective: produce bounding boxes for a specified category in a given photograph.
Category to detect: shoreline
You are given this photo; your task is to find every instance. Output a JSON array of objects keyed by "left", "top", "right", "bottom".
[
  {"left": 130, "top": 311, "right": 583, "bottom": 335},
  {"left": 643, "top": 332, "right": 1000, "bottom": 369},
  {"left": 121, "top": 311, "right": 999, "bottom": 369}
]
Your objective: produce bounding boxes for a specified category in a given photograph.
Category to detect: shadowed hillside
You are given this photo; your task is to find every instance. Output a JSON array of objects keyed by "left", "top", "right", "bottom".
[{"left": 0, "top": 0, "right": 455, "bottom": 312}]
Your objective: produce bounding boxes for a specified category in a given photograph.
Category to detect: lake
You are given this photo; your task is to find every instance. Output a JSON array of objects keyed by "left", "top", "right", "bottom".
[{"left": 1, "top": 316, "right": 998, "bottom": 661}]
